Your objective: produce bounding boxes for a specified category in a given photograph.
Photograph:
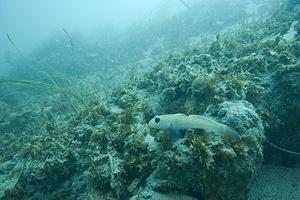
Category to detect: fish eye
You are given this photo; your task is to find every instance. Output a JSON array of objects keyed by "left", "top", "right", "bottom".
[{"left": 155, "top": 117, "right": 160, "bottom": 123}]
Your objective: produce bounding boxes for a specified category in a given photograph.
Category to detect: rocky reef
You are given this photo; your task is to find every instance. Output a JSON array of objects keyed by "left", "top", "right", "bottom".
[{"left": 0, "top": 1, "right": 300, "bottom": 200}]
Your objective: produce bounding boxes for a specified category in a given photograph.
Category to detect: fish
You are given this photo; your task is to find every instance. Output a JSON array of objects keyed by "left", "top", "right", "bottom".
[{"left": 149, "top": 113, "right": 240, "bottom": 139}]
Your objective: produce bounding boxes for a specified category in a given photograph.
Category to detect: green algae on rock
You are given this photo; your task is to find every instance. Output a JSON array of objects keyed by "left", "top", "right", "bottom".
[{"left": 0, "top": 1, "right": 300, "bottom": 200}]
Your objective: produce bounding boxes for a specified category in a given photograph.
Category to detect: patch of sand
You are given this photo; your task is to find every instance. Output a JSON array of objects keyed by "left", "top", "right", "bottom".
[{"left": 249, "top": 165, "right": 300, "bottom": 200}]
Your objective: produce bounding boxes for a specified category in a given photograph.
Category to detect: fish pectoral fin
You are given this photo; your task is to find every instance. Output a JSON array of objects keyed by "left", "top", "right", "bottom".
[{"left": 168, "top": 128, "right": 184, "bottom": 139}]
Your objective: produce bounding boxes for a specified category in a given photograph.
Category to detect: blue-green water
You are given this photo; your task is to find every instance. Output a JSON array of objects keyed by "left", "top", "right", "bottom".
[{"left": 0, "top": 0, "right": 299, "bottom": 199}]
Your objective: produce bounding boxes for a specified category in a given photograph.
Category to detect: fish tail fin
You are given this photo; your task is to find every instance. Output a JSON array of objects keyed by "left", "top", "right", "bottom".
[{"left": 221, "top": 125, "right": 241, "bottom": 139}]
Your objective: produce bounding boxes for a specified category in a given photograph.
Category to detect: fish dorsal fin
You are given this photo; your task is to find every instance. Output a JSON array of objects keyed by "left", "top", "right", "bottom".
[
  {"left": 189, "top": 115, "right": 210, "bottom": 120},
  {"left": 189, "top": 115, "right": 220, "bottom": 124},
  {"left": 173, "top": 113, "right": 188, "bottom": 117},
  {"left": 188, "top": 114, "right": 203, "bottom": 118}
]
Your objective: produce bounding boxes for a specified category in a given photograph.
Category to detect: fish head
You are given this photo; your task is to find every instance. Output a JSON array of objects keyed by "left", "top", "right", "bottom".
[{"left": 149, "top": 115, "right": 171, "bottom": 129}]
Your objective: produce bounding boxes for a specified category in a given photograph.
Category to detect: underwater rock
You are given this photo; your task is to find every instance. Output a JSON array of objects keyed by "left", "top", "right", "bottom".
[
  {"left": 205, "top": 100, "right": 265, "bottom": 140},
  {"left": 0, "top": 159, "right": 22, "bottom": 199},
  {"left": 10, "top": 157, "right": 78, "bottom": 199},
  {"left": 131, "top": 191, "right": 198, "bottom": 200},
  {"left": 0, "top": 103, "right": 38, "bottom": 134},
  {"left": 1, "top": 2, "right": 299, "bottom": 199},
  {"left": 137, "top": 100, "right": 264, "bottom": 200},
  {"left": 264, "top": 64, "right": 300, "bottom": 166}
]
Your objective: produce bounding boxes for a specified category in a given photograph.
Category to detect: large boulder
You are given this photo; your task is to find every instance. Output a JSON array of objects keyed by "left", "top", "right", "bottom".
[{"left": 137, "top": 100, "right": 264, "bottom": 200}]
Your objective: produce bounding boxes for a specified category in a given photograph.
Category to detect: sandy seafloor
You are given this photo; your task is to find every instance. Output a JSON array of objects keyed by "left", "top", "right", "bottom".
[{"left": 249, "top": 165, "right": 300, "bottom": 200}]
